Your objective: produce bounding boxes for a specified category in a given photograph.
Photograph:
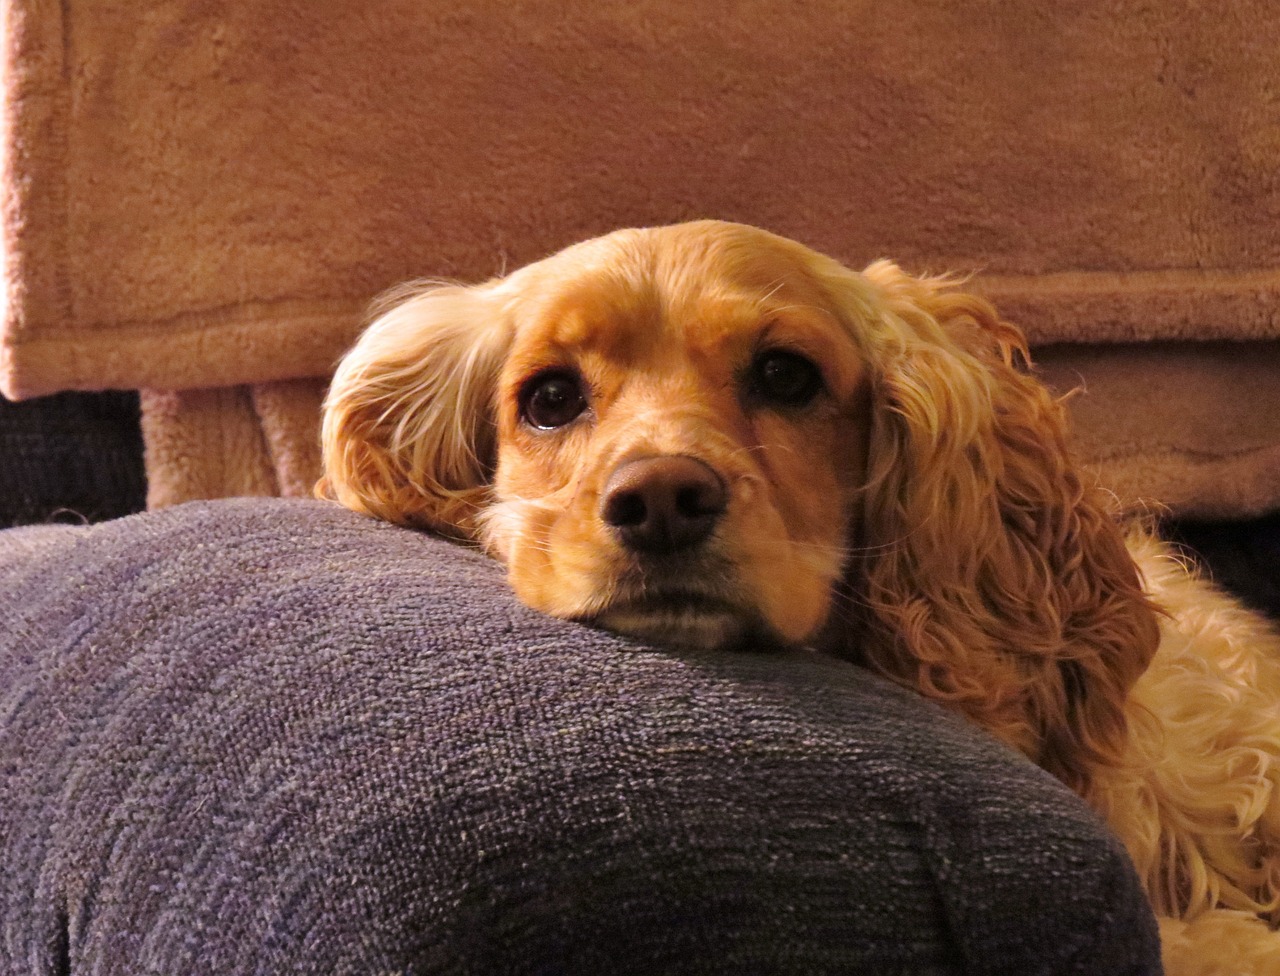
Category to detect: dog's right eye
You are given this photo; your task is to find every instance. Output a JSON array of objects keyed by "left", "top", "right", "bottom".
[
  {"left": 747, "top": 349, "right": 824, "bottom": 409},
  {"left": 520, "top": 371, "right": 588, "bottom": 430}
]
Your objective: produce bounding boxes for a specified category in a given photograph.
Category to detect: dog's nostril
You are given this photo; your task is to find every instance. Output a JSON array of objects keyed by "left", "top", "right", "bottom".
[
  {"left": 605, "top": 492, "right": 648, "bottom": 528},
  {"left": 676, "top": 485, "right": 712, "bottom": 517},
  {"left": 601, "top": 456, "right": 728, "bottom": 554}
]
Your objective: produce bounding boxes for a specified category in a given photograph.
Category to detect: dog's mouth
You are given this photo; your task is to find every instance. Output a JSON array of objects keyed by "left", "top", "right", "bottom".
[{"left": 585, "top": 590, "right": 777, "bottom": 650}]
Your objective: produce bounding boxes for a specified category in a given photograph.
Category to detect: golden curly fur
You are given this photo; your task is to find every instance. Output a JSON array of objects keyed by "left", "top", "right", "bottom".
[{"left": 319, "top": 220, "right": 1280, "bottom": 973}]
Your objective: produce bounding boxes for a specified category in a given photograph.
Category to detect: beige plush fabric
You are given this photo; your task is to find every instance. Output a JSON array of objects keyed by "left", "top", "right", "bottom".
[
  {"left": 139, "top": 380, "right": 325, "bottom": 509},
  {"left": 3, "top": 1, "right": 1278, "bottom": 514},
  {"left": 139, "top": 388, "right": 279, "bottom": 510},
  {"left": 1036, "top": 344, "right": 1280, "bottom": 519}
]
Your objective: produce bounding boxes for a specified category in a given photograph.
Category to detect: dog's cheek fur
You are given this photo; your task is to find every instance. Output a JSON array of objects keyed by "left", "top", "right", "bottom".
[
  {"left": 734, "top": 528, "right": 843, "bottom": 643},
  {"left": 730, "top": 409, "right": 867, "bottom": 643},
  {"left": 480, "top": 493, "right": 605, "bottom": 618}
]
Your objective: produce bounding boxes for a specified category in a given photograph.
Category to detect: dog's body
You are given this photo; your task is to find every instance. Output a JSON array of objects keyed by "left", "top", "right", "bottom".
[{"left": 319, "top": 220, "right": 1280, "bottom": 972}]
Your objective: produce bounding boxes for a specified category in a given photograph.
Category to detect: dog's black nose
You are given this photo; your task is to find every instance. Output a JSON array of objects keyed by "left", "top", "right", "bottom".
[{"left": 601, "top": 456, "right": 728, "bottom": 554}]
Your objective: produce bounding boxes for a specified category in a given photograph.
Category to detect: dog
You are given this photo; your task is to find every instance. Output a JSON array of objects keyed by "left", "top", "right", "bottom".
[{"left": 318, "top": 220, "right": 1280, "bottom": 972}]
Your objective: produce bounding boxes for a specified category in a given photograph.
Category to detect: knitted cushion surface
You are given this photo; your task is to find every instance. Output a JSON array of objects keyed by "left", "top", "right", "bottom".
[{"left": 0, "top": 498, "right": 1161, "bottom": 975}]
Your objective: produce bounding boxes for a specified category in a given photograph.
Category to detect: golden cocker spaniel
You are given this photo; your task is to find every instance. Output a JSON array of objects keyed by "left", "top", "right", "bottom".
[{"left": 319, "top": 220, "right": 1280, "bottom": 973}]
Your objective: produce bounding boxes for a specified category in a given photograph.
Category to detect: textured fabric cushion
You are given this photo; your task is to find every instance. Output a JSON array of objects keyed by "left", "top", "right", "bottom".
[{"left": 0, "top": 498, "right": 1161, "bottom": 975}]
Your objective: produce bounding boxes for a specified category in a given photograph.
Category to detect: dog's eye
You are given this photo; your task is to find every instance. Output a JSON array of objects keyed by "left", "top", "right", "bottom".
[
  {"left": 520, "top": 371, "right": 588, "bottom": 430},
  {"left": 749, "top": 350, "right": 823, "bottom": 408}
]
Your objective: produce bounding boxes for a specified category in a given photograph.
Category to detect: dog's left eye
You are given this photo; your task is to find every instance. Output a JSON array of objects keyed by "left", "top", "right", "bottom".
[
  {"left": 749, "top": 350, "right": 824, "bottom": 408},
  {"left": 520, "top": 371, "right": 588, "bottom": 429}
]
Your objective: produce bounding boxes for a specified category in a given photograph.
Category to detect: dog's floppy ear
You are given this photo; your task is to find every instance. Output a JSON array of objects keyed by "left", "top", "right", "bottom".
[
  {"left": 317, "top": 281, "right": 514, "bottom": 539},
  {"left": 833, "top": 262, "right": 1159, "bottom": 795}
]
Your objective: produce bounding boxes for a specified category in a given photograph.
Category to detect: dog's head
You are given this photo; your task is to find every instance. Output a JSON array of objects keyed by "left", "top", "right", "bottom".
[{"left": 319, "top": 220, "right": 1159, "bottom": 790}]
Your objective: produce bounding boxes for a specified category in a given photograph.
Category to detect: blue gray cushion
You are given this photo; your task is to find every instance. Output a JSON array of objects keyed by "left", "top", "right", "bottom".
[{"left": 0, "top": 498, "right": 1161, "bottom": 975}]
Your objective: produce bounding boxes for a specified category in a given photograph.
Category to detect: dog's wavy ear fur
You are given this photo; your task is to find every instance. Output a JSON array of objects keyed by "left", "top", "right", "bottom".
[
  {"left": 317, "top": 281, "right": 513, "bottom": 539},
  {"left": 830, "top": 261, "right": 1160, "bottom": 795}
]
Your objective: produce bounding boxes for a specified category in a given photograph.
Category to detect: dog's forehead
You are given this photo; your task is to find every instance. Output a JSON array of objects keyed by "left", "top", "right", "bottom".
[{"left": 512, "top": 224, "right": 838, "bottom": 361}]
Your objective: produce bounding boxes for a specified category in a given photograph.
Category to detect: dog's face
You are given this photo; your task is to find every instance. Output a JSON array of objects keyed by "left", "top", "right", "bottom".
[
  {"left": 320, "top": 219, "right": 1159, "bottom": 792},
  {"left": 482, "top": 226, "right": 872, "bottom": 648}
]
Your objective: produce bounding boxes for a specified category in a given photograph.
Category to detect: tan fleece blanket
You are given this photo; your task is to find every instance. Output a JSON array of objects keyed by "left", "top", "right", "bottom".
[{"left": 3, "top": 2, "right": 1279, "bottom": 516}]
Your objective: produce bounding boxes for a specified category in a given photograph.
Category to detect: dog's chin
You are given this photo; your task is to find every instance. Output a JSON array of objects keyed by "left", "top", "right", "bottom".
[{"left": 589, "top": 597, "right": 780, "bottom": 651}]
